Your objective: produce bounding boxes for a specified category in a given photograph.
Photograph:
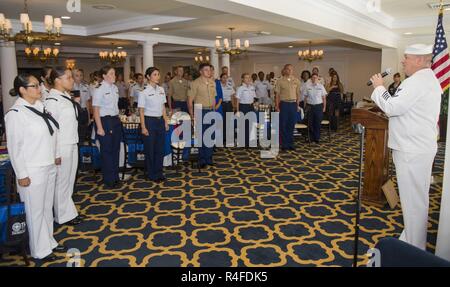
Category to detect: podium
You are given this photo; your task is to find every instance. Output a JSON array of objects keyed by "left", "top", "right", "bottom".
[{"left": 351, "top": 106, "right": 389, "bottom": 206}]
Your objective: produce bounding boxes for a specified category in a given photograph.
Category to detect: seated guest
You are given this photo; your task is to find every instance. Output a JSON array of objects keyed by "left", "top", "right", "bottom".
[
  {"left": 236, "top": 73, "right": 257, "bottom": 148},
  {"left": 325, "top": 72, "right": 344, "bottom": 131},
  {"left": 303, "top": 73, "right": 327, "bottom": 143},
  {"left": 139, "top": 67, "right": 170, "bottom": 183},
  {"left": 6, "top": 73, "right": 65, "bottom": 261},
  {"left": 388, "top": 73, "right": 402, "bottom": 96}
]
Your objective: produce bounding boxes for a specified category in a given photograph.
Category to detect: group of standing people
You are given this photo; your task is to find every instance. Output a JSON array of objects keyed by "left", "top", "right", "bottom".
[{"left": 6, "top": 68, "right": 85, "bottom": 261}]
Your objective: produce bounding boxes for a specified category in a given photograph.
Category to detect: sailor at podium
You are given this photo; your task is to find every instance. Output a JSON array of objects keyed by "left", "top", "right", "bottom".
[{"left": 369, "top": 44, "right": 441, "bottom": 250}]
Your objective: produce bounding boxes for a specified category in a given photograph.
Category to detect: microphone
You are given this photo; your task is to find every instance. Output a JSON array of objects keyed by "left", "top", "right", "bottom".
[{"left": 367, "top": 68, "right": 392, "bottom": 86}]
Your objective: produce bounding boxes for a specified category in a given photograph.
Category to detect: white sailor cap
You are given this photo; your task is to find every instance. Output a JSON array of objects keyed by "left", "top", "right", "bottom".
[{"left": 404, "top": 44, "right": 433, "bottom": 55}]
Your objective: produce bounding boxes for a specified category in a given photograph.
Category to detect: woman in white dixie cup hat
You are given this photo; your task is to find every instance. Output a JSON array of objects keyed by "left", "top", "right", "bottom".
[{"left": 369, "top": 43, "right": 442, "bottom": 250}]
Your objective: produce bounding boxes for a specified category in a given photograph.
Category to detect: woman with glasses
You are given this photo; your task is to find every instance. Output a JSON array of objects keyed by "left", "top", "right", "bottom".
[
  {"left": 5, "top": 74, "right": 63, "bottom": 261},
  {"left": 45, "top": 67, "right": 83, "bottom": 226}
]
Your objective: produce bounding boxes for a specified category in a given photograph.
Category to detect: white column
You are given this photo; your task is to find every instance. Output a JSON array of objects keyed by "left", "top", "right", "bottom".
[
  {"left": 210, "top": 50, "right": 219, "bottom": 79},
  {"left": 221, "top": 53, "right": 230, "bottom": 74},
  {"left": 134, "top": 55, "right": 143, "bottom": 74},
  {"left": 436, "top": 112, "right": 450, "bottom": 260},
  {"left": 123, "top": 55, "right": 131, "bottom": 83},
  {"left": 1, "top": 41, "right": 18, "bottom": 115},
  {"left": 142, "top": 41, "right": 157, "bottom": 71}
]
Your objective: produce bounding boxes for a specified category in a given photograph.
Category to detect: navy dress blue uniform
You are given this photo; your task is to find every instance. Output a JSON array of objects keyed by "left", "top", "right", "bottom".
[
  {"left": 138, "top": 84, "right": 167, "bottom": 180},
  {"left": 303, "top": 81, "right": 327, "bottom": 143},
  {"left": 92, "top": 82, "right": 122, "bottom": 187},
  {"left": 275, "top": 76, "right": 301, "bottom": 150}
]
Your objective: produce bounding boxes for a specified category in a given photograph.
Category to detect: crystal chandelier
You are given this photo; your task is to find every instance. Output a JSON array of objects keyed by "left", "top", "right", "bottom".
[
  {"left": 25, "top": 43, "right": 59, "bottom": 63},
  {"left": 298, "top": 41, "right": 324, "bottom": 63},
  {"left": 194, "top": 51, "right": 210, "bottom": 64},
  {"left": 0, "top": 0, "right": 62, "bottom": 46},
  {"left": 215, "top": 27, "right": 249, "bottom": 55},
  {"left": 99, "top": 43, "right": 127, "bottom": 64}
]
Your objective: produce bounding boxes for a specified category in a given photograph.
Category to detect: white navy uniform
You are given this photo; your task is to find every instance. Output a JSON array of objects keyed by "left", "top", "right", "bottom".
[
  {"left": 5, "top": 97, "right": 60, "bottom": 259},
  {"left": 371, "top": 66, "right": 441, "bottom": 250},
  {"left": 73, "top": 82, "right": 91, "bottom": 109},
  {"left": 254, "top": 79, "right": 272, "bottom": 105},
  {"left": 236, "top": 84, "right": 256, "bottom": 104},
  {"left": 45, "top": 89, "right": 79, "bottom": 224},
  {"left": 39, "top": 83, "right": 50, "bottom": 101},
  {"left": 138, "top": 84, "right": 167, "bottom": 116},
  {"left": 92, "top": 82, "right": 120, "bottom": 117}
]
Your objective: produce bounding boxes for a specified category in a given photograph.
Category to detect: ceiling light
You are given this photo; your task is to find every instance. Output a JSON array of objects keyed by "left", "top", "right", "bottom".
[
  {"left": 61, "top": 16, "right": 71, "bottom": 19},
  {"left": 152, "top": 27, "right": 160, "bottom": 31},
  {"left": 216, "top": 35, "right": 222, "bottom": 39},
  {"left": 54, "top": 42, "right": 61, "bottom": 46},
  {"left": 117, "top": 46, "right": 123, "bottom": 49},
  {"left": 92, "top": 4, "right": 116, "bottom": 10},
  {"left": 288, "top": 45, "right": 294, "bottom": 48},
  {"left": 404, "top": 32, "right": 413, "bottom": 35}
]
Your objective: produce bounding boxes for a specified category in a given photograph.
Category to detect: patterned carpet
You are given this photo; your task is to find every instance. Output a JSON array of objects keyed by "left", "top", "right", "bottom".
[{"left": 0, "top": 119, "right": 445, "bottom": 267}]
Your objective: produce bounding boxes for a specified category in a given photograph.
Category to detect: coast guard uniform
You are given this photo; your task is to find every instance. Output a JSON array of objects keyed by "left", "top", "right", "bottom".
[
  {"left": 236, "top": 84, "right": 256, "bottom": 147},
  {"left": 370, "top": 44, "right": 441, "bottom": 250},
  {"left": 138, "top": 84, "right": 167, "bottom": 181},
  {"left": 5, "top": 97, "right": 60, "bottom": 259},
  {"left": 303, "top": 80, "right": 327, "bottom": 143},
  {"left": 254, "top": 79, "right": 272, "bottom": 105},
  {"left": 92, "top": 82, "right": 122, "bottom": 187},
  {"left": 45, "top": 89, "right": 79, "bottom": 224}
]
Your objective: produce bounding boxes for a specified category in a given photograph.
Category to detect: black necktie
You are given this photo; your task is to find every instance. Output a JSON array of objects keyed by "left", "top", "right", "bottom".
[
  {"left": 61, "top": 94, "right": 79, "bottom": 121},
  {"left": 24, "top": 106, "right": 60, "bottom": 136}
]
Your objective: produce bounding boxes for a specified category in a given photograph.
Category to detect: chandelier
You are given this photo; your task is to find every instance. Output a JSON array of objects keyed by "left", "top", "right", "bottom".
[
  {"left": 194, "top": 51, "right": 210, "bottom": 63},
  {"left": 25, "top": 43, "right": 59, "bottom": 63},
  {"left": 215, "top": 27, "right": 249, "bottom": 55},
  {"left": 298, "top": 41, "right": 324, "bottom": 63},
  {"left": 0, "top": 0, "right": 62, "bottom": 47},
  {"left": 99, "top": 43, "right": 127, "bottom": 64}
]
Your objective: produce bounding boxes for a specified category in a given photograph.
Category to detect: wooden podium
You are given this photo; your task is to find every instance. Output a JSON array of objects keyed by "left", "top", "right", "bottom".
[{"left": 351, "top": 106, "right": 389, "bottom": 206}]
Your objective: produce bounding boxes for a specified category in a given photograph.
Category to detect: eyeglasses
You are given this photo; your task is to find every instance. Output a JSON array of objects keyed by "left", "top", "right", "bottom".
[{"left": 25, "top": 84, "right": 40, "bottom": 89}]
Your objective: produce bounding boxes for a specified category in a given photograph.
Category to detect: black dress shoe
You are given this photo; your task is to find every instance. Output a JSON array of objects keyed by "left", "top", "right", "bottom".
[
  {"left": 53, "top": 245, "right": 68, "bottom": 253},
  {"left": 158, "top": 177, "right": 167, "bottom": 182},
  {"left": 40, "top": 253, "right": 58, "bottom": 262},
  {"left": 66, "top": 217, "right": 83, "bottom": 226},
  {"left": 76, "top": 214, "right": 87, "bottom": 220},
  {"left": 198, "top": 163, "right": 207, "bottom": 169}
]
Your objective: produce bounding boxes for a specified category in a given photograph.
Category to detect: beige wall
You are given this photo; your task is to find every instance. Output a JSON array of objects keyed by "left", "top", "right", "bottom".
[{"left": 228, "top": 49, "right": 381, "bottom": 102}]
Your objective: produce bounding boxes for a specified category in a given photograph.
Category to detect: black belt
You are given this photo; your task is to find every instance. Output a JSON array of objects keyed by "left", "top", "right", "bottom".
[
  {"left": 145, "top": 116, "right": 163, "bottom": 120},
  {"left": 24, "top": 106, "right": 59, "bottom": 136},
  {"left": 307, "top": 103, "right": 323, "bottom": 106},
  {"left": 240, "top": 103, "right": 253, "bottom": 105},
  {"left": 101, "top": 115, "right": 119, "bottom": 118},
  {"left": 281, "top": 100, "right": 297, "bottom": 103}
]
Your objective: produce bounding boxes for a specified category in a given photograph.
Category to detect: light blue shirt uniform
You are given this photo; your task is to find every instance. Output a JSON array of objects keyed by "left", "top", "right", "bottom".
[
  {"left": 236, "top": 84, "right": 256, "bottom": 104},
  {"left": 138, "top": 84, "right": 167, "bottom": 117},
  {"left": 92, "top": 82, "right": 120, "bottom": 116},
  {"left": 302, "top": 82, "right": 327, "bottom": 105}
]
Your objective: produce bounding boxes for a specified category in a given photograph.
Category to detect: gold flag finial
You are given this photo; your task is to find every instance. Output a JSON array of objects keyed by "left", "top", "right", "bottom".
[{"left": 441, "top": 0, "right": 445, "bottom": 13}]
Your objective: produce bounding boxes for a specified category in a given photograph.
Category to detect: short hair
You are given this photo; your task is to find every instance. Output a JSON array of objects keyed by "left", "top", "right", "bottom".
[
  {"left": 301, "top": 70, "right": 311, "bottom": 78},
  {"left": 220, "top": 73, "right": 228, "bottom": 79},
  {"left": 394, "top": 73, "right": 401, "bottom": 78},
  {"left": 311, "top": 73, "right": 319, "bottom": 77},
  {"left": 241, "top": 73, "right": 250, "bottom": 79},
  {"left": 135, "top": 73, "right": 143, "bottom": 79},
  {"left": 199, "top": 63, "right": 210, "bottom": 71},
  {"left": 258, "top": 71, "right": 264, "bottom": 76},
  {"left": 100, "top": 66, "right": 114, "bottom": 77},
  {"left": 145, "top": 67, "right": 160, "bottom": 78}
]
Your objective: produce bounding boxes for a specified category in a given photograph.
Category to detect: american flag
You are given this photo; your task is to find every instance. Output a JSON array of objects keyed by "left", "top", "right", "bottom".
[{"left": 432, "top": 8, "right": 450, "bottom": 92}]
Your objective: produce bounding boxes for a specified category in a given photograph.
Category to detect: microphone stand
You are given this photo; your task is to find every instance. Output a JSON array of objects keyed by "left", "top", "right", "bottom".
[{"left": 353, "top": 123, "right": 365, "bottom": 267}]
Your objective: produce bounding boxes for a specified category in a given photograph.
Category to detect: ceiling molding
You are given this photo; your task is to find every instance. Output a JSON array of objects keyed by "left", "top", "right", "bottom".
[
  {"left": 10, "top": 19, "right": 87, "bottom": 36},
  {"left": 85, "top": 15, "right": 195, "bottom": 36},
  {"left": 101, "top": 32, "right": 215, "bottom": 47}
]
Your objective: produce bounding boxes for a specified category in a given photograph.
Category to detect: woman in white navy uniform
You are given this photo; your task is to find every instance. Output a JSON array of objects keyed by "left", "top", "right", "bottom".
[
  {"left": 39, "top": 66, "right": 52, "bottom": 101},
  {"left": 235, "top": 73, "right": 257, "bottom": 148},
  {"left": 92, "top": 66, "right": 122, "bottom": 189},
  {"left": 139, "top": 67, "right": 169, "bottom": 182},
  {"left": 45, "top": 68, "right": 83, "bottom": 226},
  {"left": 5, "top": 74, "right": 67, "bottom": 261}
]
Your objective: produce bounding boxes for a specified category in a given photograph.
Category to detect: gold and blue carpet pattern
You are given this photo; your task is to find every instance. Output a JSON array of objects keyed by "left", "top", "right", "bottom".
[{"left": 0, "top": 120, "right": 445, "bottom": 267}]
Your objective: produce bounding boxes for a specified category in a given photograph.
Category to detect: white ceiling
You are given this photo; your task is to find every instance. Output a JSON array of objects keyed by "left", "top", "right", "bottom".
[{"left": 380, "top": 0, "right": 438, "bottom": 19}]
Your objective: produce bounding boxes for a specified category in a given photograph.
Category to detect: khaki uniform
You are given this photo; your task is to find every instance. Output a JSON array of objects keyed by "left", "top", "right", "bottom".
[
  {"left": 169, "top": 77, "right": 189, "bottom": 102},
  {"left": 188, "top": 77, "right": 216, "bottom": 109},
  {"left": 274, "top": 77, "right": 301, "bottom": 102}
]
